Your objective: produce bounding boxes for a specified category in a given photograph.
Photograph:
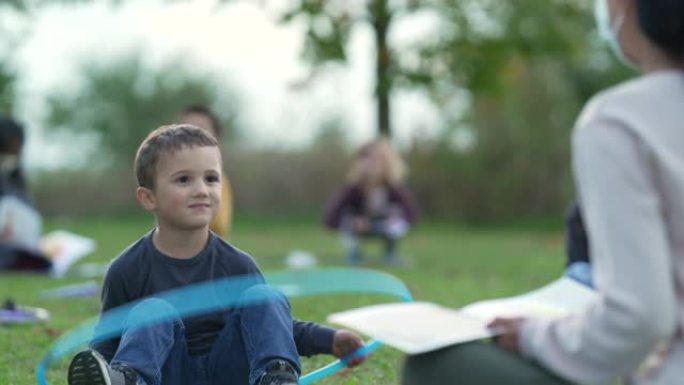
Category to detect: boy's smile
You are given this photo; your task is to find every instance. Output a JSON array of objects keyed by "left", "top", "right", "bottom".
[{"left": 142, "top": 145, "right": 222, "bottom": 231}]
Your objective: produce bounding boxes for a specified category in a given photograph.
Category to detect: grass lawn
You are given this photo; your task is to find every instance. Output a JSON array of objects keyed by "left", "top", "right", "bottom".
[{"left": 0, "top": 216, "right": 566, "bottom": 385}]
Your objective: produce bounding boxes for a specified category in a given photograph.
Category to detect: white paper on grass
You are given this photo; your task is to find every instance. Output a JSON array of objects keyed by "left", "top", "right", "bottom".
[
  {"left": 328, "top": 277, "right": 597, "bottom": 355},
  {"left": 42, "top": 230, "right": 97, "bottom": 278}
]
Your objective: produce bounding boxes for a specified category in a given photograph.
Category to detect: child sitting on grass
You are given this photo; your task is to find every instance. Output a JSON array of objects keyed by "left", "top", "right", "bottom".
[{"left": 67, "top": 124, "right": 365, "bottom": 385}]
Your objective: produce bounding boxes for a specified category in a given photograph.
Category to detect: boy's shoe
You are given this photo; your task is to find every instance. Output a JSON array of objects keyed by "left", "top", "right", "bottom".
[
  {"left": 257, "top": 359, "right": 299, "bottom": 385},
  {"left": 68, "top": 349, "right": 139, "bottom": 385}
]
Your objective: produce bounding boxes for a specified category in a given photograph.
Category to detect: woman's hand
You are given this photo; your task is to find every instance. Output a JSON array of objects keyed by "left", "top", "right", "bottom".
[
  {"left": 488, "top": 317, "right": 526, "bottom": 353},
  {"left": 332, "top": 329, "right": 368, "bottom": 368}
]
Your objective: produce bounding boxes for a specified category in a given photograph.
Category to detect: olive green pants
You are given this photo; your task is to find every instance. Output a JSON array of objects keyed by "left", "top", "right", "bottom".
[{"left": 402, "top": 342, "right": 574, "bottom": 385}]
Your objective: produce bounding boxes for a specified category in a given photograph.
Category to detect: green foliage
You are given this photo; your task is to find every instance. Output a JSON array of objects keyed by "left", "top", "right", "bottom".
[
  {"left": 275, "top": 0, "right": 402, "bottom": 136},
  {"left": 0, "top": 63, "right": 13, "bottom": 115},
  {"left": 45, "top": 50, "right": 239, "bottom": 167},
  {"left": 395, "top": 0, "right": 634, "bottom": 222},
  {"left": 272, "top": 0, "right": 632, "bottom": 141},
  {"left": 0, "top": 3, "right": 21, "bottom": 115},
  {"left": 278, "top": 0, "right": 355, "bottom": 64},
  {"left": 399, "top": 0, "right": 630, "bottom": 98},
  {"left": 280, "top": 0, "right": 631, "bottom": 222},
  {"left": 15, "top": 0, "right": 637, "bottom": 221}
]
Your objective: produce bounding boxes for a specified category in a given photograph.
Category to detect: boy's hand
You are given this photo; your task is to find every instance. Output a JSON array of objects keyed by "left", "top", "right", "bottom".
[{"left": 332, "top": 329, "right": 367, "bottom": 368}]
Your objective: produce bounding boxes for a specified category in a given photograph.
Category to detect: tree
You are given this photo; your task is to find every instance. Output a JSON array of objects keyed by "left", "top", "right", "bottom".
[
  {"left": 400, "top": 0, "right": 633, "bottom": 222},
  {"left": 45, "top": 49, "right": 239, "bottom": 168},
  {"left": 272, "top": 0, "right": 630, "bottom": 136},
  {"left": 277, "top": 0, "right": 428, "bottom": 137},
  {"left": 0, "top": 3, "right": 22, "bottom": 115}
]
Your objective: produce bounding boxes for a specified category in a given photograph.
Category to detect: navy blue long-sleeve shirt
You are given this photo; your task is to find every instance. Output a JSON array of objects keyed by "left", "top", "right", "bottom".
[{"left": 91, "top": 231, "right": 336, "bottom": 360}]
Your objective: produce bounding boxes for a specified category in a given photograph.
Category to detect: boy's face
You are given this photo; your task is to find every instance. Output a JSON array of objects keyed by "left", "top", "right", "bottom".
[{"left": 138, "top": 145, "right": 222, "bottom": 231}]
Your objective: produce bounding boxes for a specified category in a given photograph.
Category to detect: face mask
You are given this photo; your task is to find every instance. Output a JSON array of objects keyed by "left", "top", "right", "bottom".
[{"left": 594, "top": 0, "right": 637, "bottom": 69}]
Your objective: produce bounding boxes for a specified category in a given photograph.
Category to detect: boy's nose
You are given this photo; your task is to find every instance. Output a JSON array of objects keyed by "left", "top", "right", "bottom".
[{"left": 193, "top": 181, "right": 209, "bottom": 197}]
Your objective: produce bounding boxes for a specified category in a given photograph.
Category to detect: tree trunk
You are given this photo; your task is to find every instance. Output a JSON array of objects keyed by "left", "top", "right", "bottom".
[{"left": 371, "top": 0, "right": 392, "bottom": 137}]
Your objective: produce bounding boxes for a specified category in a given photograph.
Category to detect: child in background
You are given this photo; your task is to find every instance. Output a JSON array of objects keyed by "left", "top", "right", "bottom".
[
  {"left": 0, "top": 116, "right": 30, "bottom": 203},
  {"left": 0, "top": 117, "right": 45, "bottom": 271},
  {"left": 67, "top": 125, "right": 365, "bottom": 385},
  {"left": 178, "top": 105, "right": 233, "bottom": 239},
  {"left": 563, "top": 201, "right": 593, "bottom": 287},
  {"left": 324, "top": 138, "right": 418, "bottom": 265}
]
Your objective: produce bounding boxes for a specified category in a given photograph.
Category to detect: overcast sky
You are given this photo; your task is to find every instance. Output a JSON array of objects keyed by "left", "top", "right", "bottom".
[{"left": 7, "top": 0, "right": 445, "bottom": 170}]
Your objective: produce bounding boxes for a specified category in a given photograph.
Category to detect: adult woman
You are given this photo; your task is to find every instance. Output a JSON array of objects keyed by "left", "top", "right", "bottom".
[{"left": 403, "top": 0, "right": 684, "bottom": 384}]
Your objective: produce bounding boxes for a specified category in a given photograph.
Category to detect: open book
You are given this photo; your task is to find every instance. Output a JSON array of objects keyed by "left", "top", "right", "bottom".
[{"left": 328, "top": 276, "right": 597, "bottom": 355}]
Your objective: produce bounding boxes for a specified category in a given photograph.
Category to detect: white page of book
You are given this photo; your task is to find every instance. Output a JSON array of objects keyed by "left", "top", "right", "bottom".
[
  {"left": 328, "top": 277, "right": 598, "bottom": 355},
  {"left": 461, "top": 277, "right": 597, "bottom": 322},
  {"left": 328, "top": 302, "right": 494, "bottom": 354}
]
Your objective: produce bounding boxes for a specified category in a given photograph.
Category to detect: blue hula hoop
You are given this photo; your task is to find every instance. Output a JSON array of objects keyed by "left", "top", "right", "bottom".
[{"left": 36, "top": 268, "right": 413, "bottom": 385}]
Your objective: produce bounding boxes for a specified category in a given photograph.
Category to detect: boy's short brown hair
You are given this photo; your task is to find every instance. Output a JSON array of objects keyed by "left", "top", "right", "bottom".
[{"left": 134, "top": 124, "right": 219, "bottom": 189}]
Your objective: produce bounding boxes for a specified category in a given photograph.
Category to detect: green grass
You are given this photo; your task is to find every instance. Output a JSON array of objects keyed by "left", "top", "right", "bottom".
[{"left": 0, "top": 216, "right": 566, "bottom": 385}]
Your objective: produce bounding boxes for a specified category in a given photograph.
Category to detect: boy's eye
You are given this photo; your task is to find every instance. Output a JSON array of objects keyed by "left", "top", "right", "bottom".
[
  {"left": 206, "top": 175, "right": 220, "bottom": 183},
  {"left": 177, "top": 176, "right": 190, "bottom": 184}
]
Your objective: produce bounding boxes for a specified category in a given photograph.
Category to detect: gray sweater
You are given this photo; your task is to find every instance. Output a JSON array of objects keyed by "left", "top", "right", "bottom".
[{"left": 520, "top": 71, "right": 684, "bottom": 385}]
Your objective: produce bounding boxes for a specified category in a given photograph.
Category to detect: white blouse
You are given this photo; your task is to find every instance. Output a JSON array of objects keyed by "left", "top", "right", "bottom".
[{"left": 520, "top": 71, "right": 684, "bottom": 385}]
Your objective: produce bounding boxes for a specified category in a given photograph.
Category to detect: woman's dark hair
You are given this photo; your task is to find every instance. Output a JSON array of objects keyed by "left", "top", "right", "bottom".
[
  {"left": 182, "top": 105, "right": 222, "bottom": 138},
  {"left": 0, "top": 117, "right": 24, "bottom": 154},
  {"left": 0, "top": 117, "right": 27, "bottom": 197},
  {"left": 636, "top": 0, "right": 684, "bottom": 59}
]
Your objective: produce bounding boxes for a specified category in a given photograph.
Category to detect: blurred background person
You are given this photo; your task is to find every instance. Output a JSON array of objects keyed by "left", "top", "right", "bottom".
[
  {"left": 324, "top": 138, "right": 418, "bottom": 266},
  {"left": 563, "top": 201, "right": 593, "bottom": 288},
  {"left": 0, "top": 116, "right": 31, "bottom": 205},
  {"left": 0, "top": 116, "right": 47, "bottom": 272}
]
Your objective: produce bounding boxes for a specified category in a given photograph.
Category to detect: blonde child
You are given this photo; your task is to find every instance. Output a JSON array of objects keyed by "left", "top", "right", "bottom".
[{"left": 324, "top": 138, "right": 418, "bottom": 265}]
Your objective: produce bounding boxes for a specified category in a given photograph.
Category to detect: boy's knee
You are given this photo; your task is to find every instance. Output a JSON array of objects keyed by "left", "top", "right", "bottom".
[
  {"left": 127, "top": 298, "right": 181, "bottom": 327},
  {"left": 240, "top": 285, "right": 288, "bottom": 308}
]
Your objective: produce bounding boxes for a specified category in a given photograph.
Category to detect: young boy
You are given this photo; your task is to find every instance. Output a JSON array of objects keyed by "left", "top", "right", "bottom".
[{"left": 67, "top": 125, "right": 365, "bottom": 385}]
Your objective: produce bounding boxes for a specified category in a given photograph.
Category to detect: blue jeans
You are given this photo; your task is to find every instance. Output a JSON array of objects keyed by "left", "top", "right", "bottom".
[
  {"left": 110, "top": 285, "right": 301, "bottom": 385},
  {"left": 341, "top": 219, "right": 404, "bottom": 265}
]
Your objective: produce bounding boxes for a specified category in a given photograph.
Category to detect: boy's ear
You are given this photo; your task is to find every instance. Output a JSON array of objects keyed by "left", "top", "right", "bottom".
[{"left": 136, "top": 186, "right": 156, "bottom": 211}]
